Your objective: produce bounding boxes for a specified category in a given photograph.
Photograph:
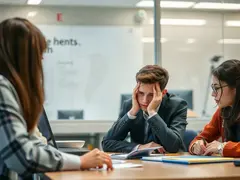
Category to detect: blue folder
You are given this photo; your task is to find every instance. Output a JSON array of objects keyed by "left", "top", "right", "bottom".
[{"left": 142, "top": 155, "right": 234, "bottom": 165}]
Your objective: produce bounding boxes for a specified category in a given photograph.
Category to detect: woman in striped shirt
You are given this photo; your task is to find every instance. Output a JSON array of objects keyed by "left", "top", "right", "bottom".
[{"left": 0, "top": 17, "right": 112, "bottom": 180}]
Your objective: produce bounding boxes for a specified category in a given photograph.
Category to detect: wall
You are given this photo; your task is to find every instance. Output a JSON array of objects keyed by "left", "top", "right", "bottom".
[{"left": 0, "top": 5, "right": 240, "bottom": 119}]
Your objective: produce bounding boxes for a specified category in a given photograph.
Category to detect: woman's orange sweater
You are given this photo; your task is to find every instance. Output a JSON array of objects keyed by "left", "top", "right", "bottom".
[{"left": 189, "top": 108, "right": 240, "bottom": 157}]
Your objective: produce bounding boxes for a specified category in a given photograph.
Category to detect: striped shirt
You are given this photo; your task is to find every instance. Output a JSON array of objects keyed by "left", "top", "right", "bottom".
[{"left": 0, "top": 75, "right": 81, "bottom": 179}]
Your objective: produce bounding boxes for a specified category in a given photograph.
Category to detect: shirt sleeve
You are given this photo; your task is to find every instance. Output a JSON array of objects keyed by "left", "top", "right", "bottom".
[
  {"left": 148, "top": 112, "right": 157, "bottom": 119},
  {"left": 33, "top": 127, "right": 48, "bottom": 144},
  {"left": 222, "top": 141, "right": 240, "bottom": 157},
  {"left": 0, "top": 78, "right": 81, "bottom": 178},
  {"left": 127, "top": 111, "right": 137, "bottom": 119}
]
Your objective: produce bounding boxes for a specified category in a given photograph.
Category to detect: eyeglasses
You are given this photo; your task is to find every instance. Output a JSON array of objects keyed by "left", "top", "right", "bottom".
[{"left": 211, "top": 84, "right": 228, "bottom": 94}]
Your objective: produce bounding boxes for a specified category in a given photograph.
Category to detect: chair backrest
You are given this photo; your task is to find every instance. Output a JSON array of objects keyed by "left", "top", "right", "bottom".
[
  {"left": 183, "top": 129, "right": 198, "bottom": 152},
  {"left": 57, "top": 110, "right": 84, "bottom": 120},
  {"left": 168, "top": 89, "right": 193, "bottom": 109},
  {"left": 38, "top": 109, "right": 58, "bottom": 148}
]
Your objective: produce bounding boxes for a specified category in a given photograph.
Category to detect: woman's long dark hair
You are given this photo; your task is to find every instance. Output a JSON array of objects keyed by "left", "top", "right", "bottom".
[
  {"left": 0, "top": 18, "right": 46, "bottom": 132},
  {"left": 212, "top": 59, "right": 240, "bottom": 141}
]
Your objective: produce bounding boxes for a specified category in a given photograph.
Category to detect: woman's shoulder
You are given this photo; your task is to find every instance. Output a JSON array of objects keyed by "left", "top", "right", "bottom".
[
  {"left": 0, "top": 74, "right": 20, "bottom": 103},
  {"left": 0, "top": 74, "right": 14, "bottom": 88}
]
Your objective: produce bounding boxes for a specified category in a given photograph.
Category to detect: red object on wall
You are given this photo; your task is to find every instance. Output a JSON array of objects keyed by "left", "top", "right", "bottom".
[{"left": 57, "top": 13, "right": 63, "bottom": 21}]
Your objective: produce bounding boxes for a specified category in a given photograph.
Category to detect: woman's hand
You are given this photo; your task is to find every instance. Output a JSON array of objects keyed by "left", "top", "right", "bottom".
[{"left": 80, "top": 148, "right": 113, "bottom": 170}]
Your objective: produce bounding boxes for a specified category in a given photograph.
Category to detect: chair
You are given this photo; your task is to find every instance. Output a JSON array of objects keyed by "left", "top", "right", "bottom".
[{"left": 183, "top": 129, "right": 198, "bottom": 152}]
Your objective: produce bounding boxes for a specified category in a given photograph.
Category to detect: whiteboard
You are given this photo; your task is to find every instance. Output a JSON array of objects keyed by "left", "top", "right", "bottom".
[{"left": 38, "top": 25, "right": 143, "bottom": 120}]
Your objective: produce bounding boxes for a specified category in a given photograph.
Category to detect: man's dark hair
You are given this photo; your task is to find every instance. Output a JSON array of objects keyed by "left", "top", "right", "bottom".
[{"left": 136, "top": 65, "right": 169, "bottom": 91}]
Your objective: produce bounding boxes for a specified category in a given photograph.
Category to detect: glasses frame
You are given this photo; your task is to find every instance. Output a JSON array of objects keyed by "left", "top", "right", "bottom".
[{"left": 211, "top": 84, "right": 228, "bottom": 94}]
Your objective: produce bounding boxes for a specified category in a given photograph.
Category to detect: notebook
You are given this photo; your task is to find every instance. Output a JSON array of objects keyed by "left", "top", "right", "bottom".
[
  {"left": 142, "top": 155, "right": 234, "bottom": 165},
  {"left": 142, "top": 155, "right": 178, "bottom": 162},
  {"left": 111, "top": 146, "right": 164, "bottom": 160}
]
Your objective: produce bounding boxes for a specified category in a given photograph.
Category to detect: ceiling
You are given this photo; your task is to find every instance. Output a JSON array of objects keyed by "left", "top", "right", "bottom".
[
  {"left": 0, "top": 0, "right": 140, "bottom": 6},
  {"left": 0, "top": 0, "right": 239, "bottom": 7},
  {"left": 0, "top": 0, "right": 26, "bottom": 4}
]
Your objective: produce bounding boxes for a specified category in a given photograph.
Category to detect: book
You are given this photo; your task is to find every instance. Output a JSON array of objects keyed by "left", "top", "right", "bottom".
[
  {"left": 111, "top": 146, "right": 164, "bottom": 160},
  {"left": 142, "top": 155, "right": 177, "bottom": 162},
  {"left": 142, "top": 155, "right": 234, "bottom": 165}
]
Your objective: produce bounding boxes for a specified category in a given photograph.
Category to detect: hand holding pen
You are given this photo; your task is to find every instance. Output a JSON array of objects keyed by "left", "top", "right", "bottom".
[{"left": 192, "top": 139, "right": 207, "bottom": 155}]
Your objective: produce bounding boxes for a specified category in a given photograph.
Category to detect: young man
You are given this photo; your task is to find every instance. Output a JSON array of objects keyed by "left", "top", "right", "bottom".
[{"left": 102, "top": 65, "right": 188, "bottom": 153}]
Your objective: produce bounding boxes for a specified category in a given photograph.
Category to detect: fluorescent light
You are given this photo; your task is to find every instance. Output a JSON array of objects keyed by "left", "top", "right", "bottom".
[
  {"left": 226, "top": 21, "right": 240, "bottom": 27},
  {"left": 27, "top": 0, "right": 42, "bottom": 5},
  {"left": 194, "top": 2, "right": 240, "bottom": 10},
  {"left": 218, "top": 39, "right": 240, "bottom": 44},
  {"left": 27, "top": 11, "right": 37, "bottom": 17},
  {"left": 149, "top": 18, "right": 206, "bottom": 26},
  {"left": 136, "top": 1, "right": 195, "bottom": 8},
  {"left": 142, "top": 37, "right": 168, "bottom": 43},
  {"left": 161, "top": 19, "right": 206, "bottom": 26},
  {"left": 186, "top": 38, "right": 196, "bottom": 44},
  {"left": 136, "top": 1, "right": 153, "bottom": 7},
  {"left": 160, "top": 38, "right": 168, "bottom": 43},
  {"left": 161, "top": 1, "right": 194, "bottom": 8}
]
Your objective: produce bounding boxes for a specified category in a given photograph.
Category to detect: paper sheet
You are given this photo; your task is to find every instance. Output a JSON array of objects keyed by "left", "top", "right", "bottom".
[{"left": 90, "top": 163, "right": 142, "bottom": 171}]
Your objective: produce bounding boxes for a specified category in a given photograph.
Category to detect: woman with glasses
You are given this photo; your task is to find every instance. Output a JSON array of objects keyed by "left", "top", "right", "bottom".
[
  {"left": 0, "top": 17, "right": 112, "bottom": 180},
  {"left": 189, "top": 59, "right": 240, "bottom": 157}
]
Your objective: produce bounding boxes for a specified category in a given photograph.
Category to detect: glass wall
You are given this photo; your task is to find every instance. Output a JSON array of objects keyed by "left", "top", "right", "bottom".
[
  {"left": 157, "top": 0, "right": 240, "bottom": 117},
  {"left": 0, "top": 1, "right": 155, "bottom": 121},
  {"left": 35, "top": 2, "right": 155, "bottom": 120},
  {"left": 1, "top": 0, "right": 239, "bottom": 120}
]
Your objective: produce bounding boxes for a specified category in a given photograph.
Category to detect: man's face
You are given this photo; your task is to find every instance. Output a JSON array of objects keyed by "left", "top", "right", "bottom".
[{"left": 137, "top": 83, "right": 155, "bottom": 111}]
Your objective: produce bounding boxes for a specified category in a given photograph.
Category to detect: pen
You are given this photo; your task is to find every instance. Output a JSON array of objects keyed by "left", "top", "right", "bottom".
[{"left": 202, "top": 138, "right": 208, "bottom": 146}]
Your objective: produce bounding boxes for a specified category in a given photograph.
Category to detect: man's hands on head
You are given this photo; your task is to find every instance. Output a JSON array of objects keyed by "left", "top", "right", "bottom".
[
  {"left": 147, "top": 83, "right": 163, "bottom": 116},
  {"left": 129, "top": 82, "right": 140, "bottom": 116},
  {"left": 80, "top": 148, "right": 113, "bottom": 170}
]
